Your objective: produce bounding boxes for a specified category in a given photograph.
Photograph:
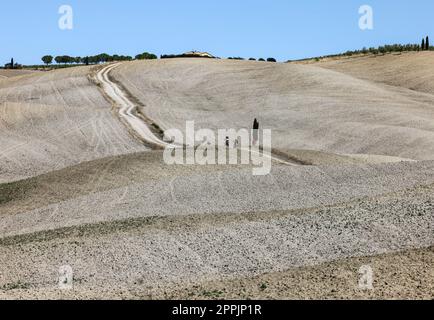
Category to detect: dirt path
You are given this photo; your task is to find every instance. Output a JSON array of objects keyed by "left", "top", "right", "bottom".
[
  {"left": 97, "top": 63, "right": 170, "bottom": 148},
  {"left": 97, "top": 63, "right": 298, "bottom": 166}
]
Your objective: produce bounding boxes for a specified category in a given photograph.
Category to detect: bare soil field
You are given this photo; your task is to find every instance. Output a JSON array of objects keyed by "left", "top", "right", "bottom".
[
  {"left": 314, "top": 51, "right": 434, "bottom": 95},
  {"left": 0, "top": 66, "right": 145, "bottom": 182},
  {"left": 113, "top": 58, "right": 434, "bottom": 161},
  {"left": 165, "top": 246, "right": 434, "bottom": 300},
  {"left": 1, "top": 55, "right": 433, "bottom": 299},
  {"left": 0, "top": 69, "right": 38, "bottom": 79}
]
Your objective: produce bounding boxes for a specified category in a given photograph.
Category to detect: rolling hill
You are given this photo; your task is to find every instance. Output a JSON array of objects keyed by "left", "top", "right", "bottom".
[{"left": 1, "top": 54, "right": 433, "bottom": 299}]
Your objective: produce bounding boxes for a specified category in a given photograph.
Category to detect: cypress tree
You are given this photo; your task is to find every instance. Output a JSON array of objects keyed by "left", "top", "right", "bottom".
[
  {"left": 253, "top": 118, "right": 259, "bottom": 145},
  {"left": 426, "top": 36, "right": 430, "bottom": 50},
  {"left": 422, "top": 38, "right": 425, "bottom": 51}
]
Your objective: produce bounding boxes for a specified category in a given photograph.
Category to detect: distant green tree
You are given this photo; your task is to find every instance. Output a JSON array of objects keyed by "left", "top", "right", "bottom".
[
  {"left": 42, "top": 55, "right": 53, "bottom": 65},
  {"left": 258, "top": 58, "right": 265, "bottom": 61},
  {"left": 135, "top": 52, "right": 158, "bottom": 60},
  {"left": 54, "top": 56, "right": 63, "bottom": 64},
  {"left": 267, "top": 58, "right": 277, "bottom": 62},
  {"left": 422, "top": 38, "right": 425, "bottom": 51},
  {"left": 426, "top": 36, "right": 430, "bottom": 50},
  {"left": 97, "top": 53, "right": 111, "bottom": 63},
  {"left": 113, "top": 55, "right": 133, "bottom": 61}
]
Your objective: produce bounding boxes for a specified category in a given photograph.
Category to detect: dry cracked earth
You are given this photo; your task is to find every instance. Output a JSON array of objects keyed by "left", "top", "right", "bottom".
[{"left": 0, "top": 51, "right": 434, "bottom": 300}]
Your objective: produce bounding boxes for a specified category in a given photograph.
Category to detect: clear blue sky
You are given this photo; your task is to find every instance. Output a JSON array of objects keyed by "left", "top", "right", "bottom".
[{"left": 1, "top": 0, "right": 433, "bottom": 64}]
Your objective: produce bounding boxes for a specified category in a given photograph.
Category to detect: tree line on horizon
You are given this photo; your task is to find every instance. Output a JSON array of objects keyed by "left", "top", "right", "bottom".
[
  {"left": 40, "top": 52, "right": 158, "bottom": 66},
  {"left": 6, "top": 38, "right": 433, "bottom": 69},
  {"left": 228, "top": 57, "right": 277, "bottom": 62},
  {"left": 41, "top": 39, "right": 433, "bottom": 67},
  {"left": 41, "top": 52, "right": 277, "bottom": 66},
  {"left": 291, "top": 38, "right": 433, "bottom": 62}
]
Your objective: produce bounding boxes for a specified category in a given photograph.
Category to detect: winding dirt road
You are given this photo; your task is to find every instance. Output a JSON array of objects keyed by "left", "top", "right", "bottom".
[
  {"left": 97, "top": 63, "right": 169, "bottom": 148},
  {"left": 97, "top": 63, "right": 297, "bottom": 166}
]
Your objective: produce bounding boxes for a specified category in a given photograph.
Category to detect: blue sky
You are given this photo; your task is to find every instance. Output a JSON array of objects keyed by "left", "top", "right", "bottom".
[{"left": 1, "top": 0, "right": 433, "bottom": 64}]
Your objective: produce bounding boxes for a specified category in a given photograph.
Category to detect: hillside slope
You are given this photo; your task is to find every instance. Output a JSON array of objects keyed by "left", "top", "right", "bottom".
[
  {"left": 0, "top": 67, "right": 145, "bottom": 182},
  {"left": 1, "top": 58, "right": 434, "bottom": 299},
  {"left": 113, "top": 58, "right": 434, "bottom": 161},
  {"left": 0, "top": 69, "right": 37, "bottom": 79},
  {"left": 315, "top": 51, "right": 434, "bottom": 95},
  {"left": 1, "top": 152, "right": 434, "bottom": 299}
]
